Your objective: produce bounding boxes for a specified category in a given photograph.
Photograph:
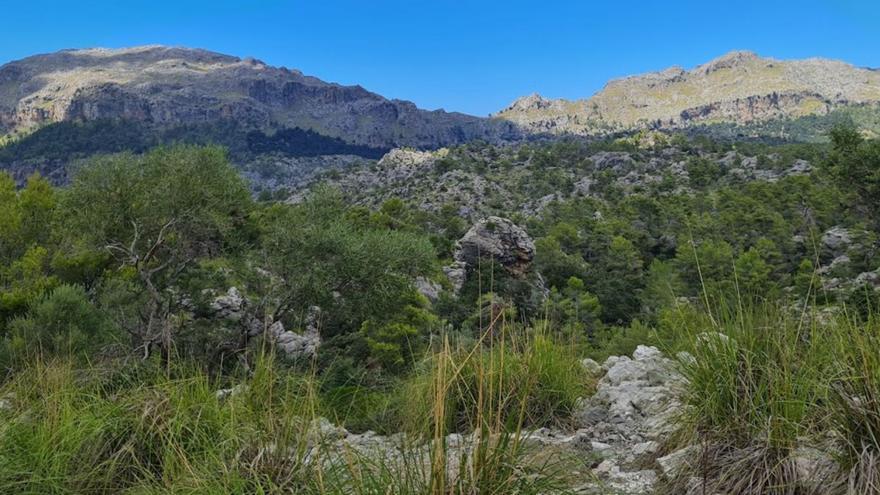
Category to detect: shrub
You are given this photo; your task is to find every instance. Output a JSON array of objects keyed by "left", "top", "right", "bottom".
[
  {"left": 661, "top": 302, "right": 836, "bottom": 493},
  {"left": 3, "top": 284, "right": 112, "bottom": 365}
]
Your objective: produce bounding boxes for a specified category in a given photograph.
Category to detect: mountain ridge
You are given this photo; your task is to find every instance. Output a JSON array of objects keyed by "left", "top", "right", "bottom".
[
  {"left": 0, "top": 45, "right": 519, "bottom": 149},
  {"left": 496, "top": 50, "right": 880, "bottom": 135}
]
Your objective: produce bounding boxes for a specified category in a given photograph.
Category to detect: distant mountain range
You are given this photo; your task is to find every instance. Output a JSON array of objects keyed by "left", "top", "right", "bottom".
[
  {"left": 1, "top": 46, "right": 879, "bottom": 185},
  {"left": 496, "top": 51, "right": 880, "bottom": 135},
  {"left": 0, "top": 45, "right": 519, "bottom": 150}
]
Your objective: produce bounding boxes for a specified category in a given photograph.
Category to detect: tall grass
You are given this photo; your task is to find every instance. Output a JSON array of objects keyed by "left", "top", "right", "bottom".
[
  {"left": 0, "top": 322, "right": 589, "bottom": 494},
  {"left": 400, "top": 327, "right": 588, "bottom": 437},
  {"left": 390, "top": 321, "right": 588, "bottom": 493},
  {"left": 0, "top": 355, "right": 325, "bottom": 493},
  {"left": 827, "top": 315, "right": 880, "bottom": 494},
  {"left": 660, "top": 299, "right": 880, "bottom": 494}
]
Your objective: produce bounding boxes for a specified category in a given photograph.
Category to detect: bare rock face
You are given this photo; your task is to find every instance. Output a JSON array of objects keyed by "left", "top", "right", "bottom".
[
  {"left": 453, "top": 216, "right": 536, "bottom": 277},
  {"left": 0, "top": 45, "right": 520, "bottom": 149},
  {"left": 821, "top": 226, "right": 853, "bottom": 257}
]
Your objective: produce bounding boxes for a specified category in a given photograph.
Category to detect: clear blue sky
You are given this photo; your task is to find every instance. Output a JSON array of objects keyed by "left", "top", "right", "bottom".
[{"left": 2, "top": 1, "right": 878, "bottom": 116}]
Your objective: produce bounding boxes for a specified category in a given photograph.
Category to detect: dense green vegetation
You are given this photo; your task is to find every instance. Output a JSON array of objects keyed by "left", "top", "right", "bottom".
[
  {"left": 0, "top": 124, "right": 879, "bottom": 492},
  {"left": 2, "top": 127, "right": 879, "bottom": 375},
  {"left": 0, "top": 120, "right": 388, "bottom": 166},
  {"left": 686, "top": 103, "right": 880, "bottom": 143}
]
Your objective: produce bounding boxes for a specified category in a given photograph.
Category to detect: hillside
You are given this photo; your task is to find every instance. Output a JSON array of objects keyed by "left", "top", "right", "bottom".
[
  {"left": 497, "top": 51, "right": 880, "bottom": 135},
  {"left": 0, "top": 45, "right": 519, "bottom": 150},
  {"left": 287, "top": 136, "right": 818, "bottom": 220}
]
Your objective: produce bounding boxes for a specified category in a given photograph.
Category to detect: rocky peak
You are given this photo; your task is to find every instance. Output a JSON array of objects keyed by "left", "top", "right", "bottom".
[
  {"left": 696, "top": 50, "right": 761, "bottom": 74},
  {"left": 506, "top": 93, "right": 554, "bottom": 112}
]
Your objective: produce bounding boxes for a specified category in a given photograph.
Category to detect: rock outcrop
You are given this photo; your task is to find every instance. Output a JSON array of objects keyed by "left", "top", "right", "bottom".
[
  {"left": 247, "top": 345, "right": 688, "bottom": 494},
  {"left": 443, "top": 217, "right": 537, "bottom": 294},
  {"left": 453, "top": 217, "right": 536, "bottom": 277},
  {"left": 267, "top": 306, "right": 322, "bottom": 360},
  {"left": 573, "top": 345, "right": 686, "bottom": 494}
]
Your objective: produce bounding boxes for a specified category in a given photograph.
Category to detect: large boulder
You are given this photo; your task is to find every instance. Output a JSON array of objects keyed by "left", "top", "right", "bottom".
[{"left": 452, "top": 216, "right": 536, "bottom": 277}]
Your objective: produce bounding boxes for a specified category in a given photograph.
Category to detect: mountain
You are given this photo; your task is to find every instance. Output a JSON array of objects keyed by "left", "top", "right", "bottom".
[
  {"left": 0, "top": 45, "right": 519, "bottom": 150},
  {"left": 496, "top": 51, "right": 880, "bottom": 136}
]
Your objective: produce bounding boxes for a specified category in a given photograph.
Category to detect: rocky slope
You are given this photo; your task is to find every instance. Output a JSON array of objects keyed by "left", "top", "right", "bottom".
[
  {"left": 496, "top": 51, "right": 880, "bottom": 135},
  {"left": 287, "top": 139, "right": 815, "bottom": 220},
  {"left": 0, "top": 45, "right": 519, "bottom": 149}
]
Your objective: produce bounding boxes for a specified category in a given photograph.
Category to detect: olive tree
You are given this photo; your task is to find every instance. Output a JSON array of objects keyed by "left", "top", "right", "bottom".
[{"left": 61, "top": 145, "right": 252, "bottom": 359}]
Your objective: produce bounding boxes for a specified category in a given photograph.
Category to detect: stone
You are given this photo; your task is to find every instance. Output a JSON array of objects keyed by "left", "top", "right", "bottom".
[
  {"left": 0, "top": 394, "right": 13, "bottom": 412},
  {"left": 602, "top": 355, "right": 631, "bottom": 371},
  {"left": 269, "top": 306, "right": 322, "bottom": 360},
  {"left": 216, "top": 384, "right": 248, "bottom": 401},
  {"left": 632, "top": 345, "right": 662, "bottom": 361},
  {"left": 657, "top": 445, "right": 698, "bottom": 478},
  {"left": 591, "top": 441, "right": 614, "bottom": 458},
  {"left": 854, "top": 268, "right": 880, "bottom": 289},
  {"left": 590, "top": 460, "right": 658, "bottom": 494},
  {"left": 442, "top": 261, "right": 467, "bottom": 294},
  {"left": 572, "top": 346, "right": 686, "bottom": 490},
  {"left": 414, "top": 276, "right": 442, "bottom": 302},
  {"left": 793, "top": 446, "right": 837, "bottom": 486},
  {"left": 453, "top": 216, "right": 536, "bottom": 277},
  {"left": 210, "top": 287, "right": 245, "bottom": 320},
  {"left": 632, "top": 441, "right": 660, "bottom": 457},
  {"left": 581, "top": 358, "right": 603, "bottom": 376},
  {"left": 308, "top": 417, "right": 349, "bottom": 442},
  {"left": 821, "top": 226, "right": 853, "bottom": 256}
]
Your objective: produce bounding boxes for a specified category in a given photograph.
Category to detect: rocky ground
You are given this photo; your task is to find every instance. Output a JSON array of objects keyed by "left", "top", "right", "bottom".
[{"left": 233, "top": 344, "right": 689, "bottom": 494}]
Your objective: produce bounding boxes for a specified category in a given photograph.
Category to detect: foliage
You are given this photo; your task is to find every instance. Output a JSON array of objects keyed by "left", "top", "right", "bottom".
[
  {"left": 400, "top": 328, "right": 589, "bottom": 436},
  {"left": 246, "top": 127, "right": 388, "bottom": 158},
  {"left": 260, "top": 186, "right": 435, "bottom": 339},
  {"left": 824, "top": 124, "right": 880, "bottom": 226},
  {"left": 4, "top": 285, "right": 112, "bottom": 364},
  {"left": 60, "top": 145, "right": 253, "bottom": 357}
]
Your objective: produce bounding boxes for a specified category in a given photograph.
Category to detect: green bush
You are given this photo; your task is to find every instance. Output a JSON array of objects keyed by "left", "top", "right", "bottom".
[{"left": 4, "top": 284, "right": 113, "bottom": 362}]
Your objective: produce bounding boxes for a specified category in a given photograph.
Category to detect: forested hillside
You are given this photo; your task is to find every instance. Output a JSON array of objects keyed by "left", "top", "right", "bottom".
[{"left": 1, "top": 121, "right": 879, "bottom": 492}]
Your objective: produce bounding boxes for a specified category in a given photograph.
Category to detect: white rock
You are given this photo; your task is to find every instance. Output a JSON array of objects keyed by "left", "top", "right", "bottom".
[
  {"left": 632, "top": 345, "right": 662, "bottom": 361},
  {"left": 215, "top": 384, "right": 248, "bottom": 401},
  {"left": 657, "top": 445, "right": 698, "bottom": 478},
  {"left": 581, "top": 358, "right": 603, "bottom": 376}
]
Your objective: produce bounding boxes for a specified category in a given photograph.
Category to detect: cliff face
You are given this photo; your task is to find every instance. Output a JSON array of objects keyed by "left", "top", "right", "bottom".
[
  {"left": 0, "top": 46, "right": 519, "bottom": 149},
  {"left": 496, "top": 51, "right": 880, "bottom": 135}
]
